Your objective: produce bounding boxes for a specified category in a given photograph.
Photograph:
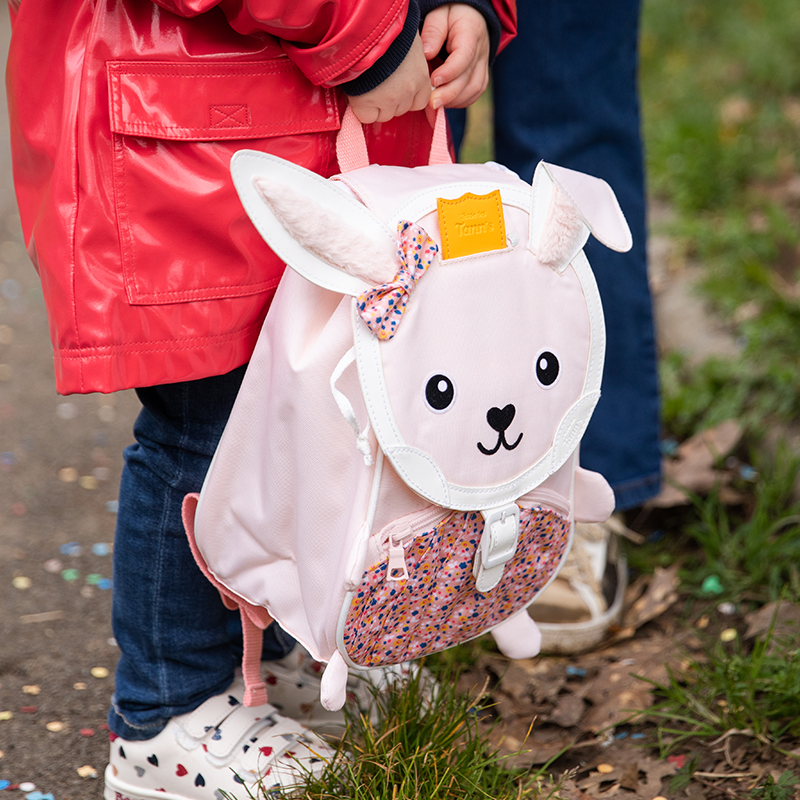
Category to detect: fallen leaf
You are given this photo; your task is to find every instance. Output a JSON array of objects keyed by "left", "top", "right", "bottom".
[
  {"left": 743, "top": 600, "right": 800, "bottom": 644},
  {"left": 647, "top": 420, "right": 743, "bottom": 508},
  {"left": 548, "top": 693, "right": 586, "bottom": 728}
]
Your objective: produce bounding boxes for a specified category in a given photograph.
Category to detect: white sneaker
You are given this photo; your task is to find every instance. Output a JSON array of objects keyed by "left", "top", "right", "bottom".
[
  {"left": 103, "top": 677, "right": 336, "bottom": 800},
  {"left": 263, "top": 648, "right": 420, "bottom": 737},
  {"left": 527, "top": 520, "right": 627, "bottom": 654}
]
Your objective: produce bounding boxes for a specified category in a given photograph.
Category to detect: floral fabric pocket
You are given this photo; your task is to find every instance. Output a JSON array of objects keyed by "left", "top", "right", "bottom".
[{"left": 342, "top": 506, "right": 570, "bottom": 668}]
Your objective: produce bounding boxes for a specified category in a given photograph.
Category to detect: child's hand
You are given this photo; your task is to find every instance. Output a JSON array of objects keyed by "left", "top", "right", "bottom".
[
  {"left": 421, "top": 4, "right": 490, "bottom": 109},
  {"left": 348, "top": 34, "right": 432, "bottom": 124}
]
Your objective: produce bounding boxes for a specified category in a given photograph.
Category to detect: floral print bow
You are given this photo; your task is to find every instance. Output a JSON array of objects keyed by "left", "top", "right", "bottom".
[{"left": 356, "top": 221, "right": 439, "bottom": 341}]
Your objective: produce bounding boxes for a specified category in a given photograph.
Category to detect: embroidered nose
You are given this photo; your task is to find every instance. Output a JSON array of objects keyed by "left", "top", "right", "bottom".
[{"left": 486, "top": 404, "right": 516, "bottom": 433}]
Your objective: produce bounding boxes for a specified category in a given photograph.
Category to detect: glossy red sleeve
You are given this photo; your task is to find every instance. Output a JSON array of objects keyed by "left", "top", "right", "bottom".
[
  {"left": 493, "top": 0, "right": 517, "bottom": 53},
  {"left": 151, "top": 0, "right": 410, "bottom": 86}
]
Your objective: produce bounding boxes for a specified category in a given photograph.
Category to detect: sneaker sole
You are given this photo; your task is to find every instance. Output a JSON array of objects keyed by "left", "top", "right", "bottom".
[{"left": 531, "top": 552, "right": 627, "bottom": 655}]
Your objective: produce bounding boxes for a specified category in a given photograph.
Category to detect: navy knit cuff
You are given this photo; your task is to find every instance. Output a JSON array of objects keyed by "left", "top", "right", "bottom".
[{"left": 340, "top": 1, "right": 422, "bottom": 96}]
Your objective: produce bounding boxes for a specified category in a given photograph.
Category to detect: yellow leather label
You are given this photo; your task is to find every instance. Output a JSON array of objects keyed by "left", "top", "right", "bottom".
[{"left": 436, "top": 190, "right": 506, "bottom": 260}]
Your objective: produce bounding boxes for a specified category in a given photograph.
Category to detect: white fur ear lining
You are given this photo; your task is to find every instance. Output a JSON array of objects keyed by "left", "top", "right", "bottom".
[
  {"left": 537, "top": 185, "right": 585, "bottom": 273},
  {"left": 253, "top": 176, "right": 398, "bottom": 285}
]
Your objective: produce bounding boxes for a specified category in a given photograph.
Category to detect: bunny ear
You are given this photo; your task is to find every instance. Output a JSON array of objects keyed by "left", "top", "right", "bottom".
[
  {"left": 529, "top": 161, "right": 632, "bottom": 273},
  {"left": 231, "top": 150, "right": 398, "bottom": 296}
]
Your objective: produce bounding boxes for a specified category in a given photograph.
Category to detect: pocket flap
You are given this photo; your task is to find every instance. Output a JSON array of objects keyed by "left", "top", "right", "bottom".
[{"left": 108, "top": 60, "right": 339, "bottom": 141}]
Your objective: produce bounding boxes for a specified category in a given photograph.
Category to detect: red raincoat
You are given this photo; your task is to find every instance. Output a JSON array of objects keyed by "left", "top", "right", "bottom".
[{"left": 6, "top": 0, "right": 516, "bottom": 394}]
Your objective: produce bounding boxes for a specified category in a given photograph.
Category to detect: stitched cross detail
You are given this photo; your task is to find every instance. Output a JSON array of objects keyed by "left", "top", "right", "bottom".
[{"left": 210, "top": 105, "right": 250, "bottom": 128}]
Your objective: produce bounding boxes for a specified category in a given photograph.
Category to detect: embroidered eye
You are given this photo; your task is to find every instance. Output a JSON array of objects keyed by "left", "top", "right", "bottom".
[
  {"left": 425, "top": 374, "right": 456, "bottom": 413},
  {"left": 535, "top": 351, "right": 560, "bottom": 387}
]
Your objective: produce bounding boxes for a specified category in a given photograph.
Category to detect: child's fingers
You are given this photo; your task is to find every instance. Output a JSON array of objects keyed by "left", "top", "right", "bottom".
[
  {"left": 427, "top": 4, "right": 489, "bottom": 108},
  {"left": 420, "top": 5, "right": 450, "bottom": 59},
  {"left": 348, "top": 34, "right": 431, "bottom": 123}
]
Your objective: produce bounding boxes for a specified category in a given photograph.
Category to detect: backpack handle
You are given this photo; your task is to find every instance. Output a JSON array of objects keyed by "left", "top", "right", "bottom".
[{"left": 336, "top": 104, "right": 453, "bottom": 173}]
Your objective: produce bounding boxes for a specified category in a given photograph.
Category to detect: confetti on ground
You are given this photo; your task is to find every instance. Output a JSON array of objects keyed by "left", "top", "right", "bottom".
[
  {"left": 22, "top": 685, "right": 40, "bottom": 695},
  {"left": 59, "top": 542, "right": 81, "bottom": 556},
  {"left": 58, "top": 466, "right": 79, "bottom": 483},
  {"left": 701, "top": 575, "right": 724, "bottom": 595},
  {"left": 25, "top": 792, "right": 54, "bottom": 800},
  {"left": 1, "top": 278, "right": 21, "bottom": 299},
  {"left": 73, "top": 682, "right": 87, "bottom": 690},
  {"left": 85, "top": 573, "right": 102, "bottom": 585},
  {"left": 696, "top": 614, "right": 710, "bottom": 629},
  {"left": 97, "top": 406, "right": 116, "bottom": 422},
  {"left": 77, "top": 765, "right": 99, "bottom": 778},
  {"left": 93, "top": 467, "right": 111, "bottom": 481},
  {"left": 0, "top": 751, "right": 4, "bottom": 759},
  {"left": 80, "top": 585, "right": 95, "bottom": 598},
  {"left": 106, "top": 500, "right": 119, "bottom": 513},
  {"left": 717, "top": 601, "right": 736, "bottom": 615},
  {"left": 56, "top": 401, "right": 78, "bottom": 419},
  {"left": 12, "top": 576, "right": 32, "bottom": 590},
  {"left": 60, "top": 569, "right": 79, "bottom": 582},
  {"left": 668, "top": 754, "right": 686, "bottom": 768},
  {"left": 92, "top": 542, "right": 112, "bottom": 556},
  {"left": 46, "top": 721, "right": 64, "bottom": 732},
  {"left": 91, "top": 667, "right": 110, "bottom": 679},
  {"left": 1, "top": 711, "right": 15, "bottom": 720},
  {"left": 0, "top": 780, "right": 7, "bottom": 790},
  {"left": 43, "top": 558, "right": 63, "bottom": 573},
  {"left": 79, "top": 475, "right": 98, "bottom": 490},
  {"left": 597, "top": 763, "right": 614, "bottom": 774},
  {"left": 19, "top": 610, "right": 64, "bottom": 624},
  {"left": 20, "top": 705, "right": 38, "bottom": 713},
  {"left": 720, "top": 628, "right": 738, "bottom": 642},
  {"left": 98, "top": 579, "right": 113, "bottom": 590},
  {"left": 79, "top": 727, "right": 95, "bottom": 737},
  {"left": 11, "top": 502, "right": 26, "bottom": 516},
  {"left": 18, "top": 782, "right": 35, "bottom": 791}
]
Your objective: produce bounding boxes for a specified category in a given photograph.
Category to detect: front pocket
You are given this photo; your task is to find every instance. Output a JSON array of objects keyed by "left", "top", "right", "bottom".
[
  {"left": 341, "top": 507, "right": 571, "bottom": 668},
  {"left": 107, "top": 60, "right": 340, "bottom": 305}
]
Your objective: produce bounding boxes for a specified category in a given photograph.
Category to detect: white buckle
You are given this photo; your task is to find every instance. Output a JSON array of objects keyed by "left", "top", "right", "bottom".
[{"left": 472, "top": 504, "right": 520, "bottom": 593}]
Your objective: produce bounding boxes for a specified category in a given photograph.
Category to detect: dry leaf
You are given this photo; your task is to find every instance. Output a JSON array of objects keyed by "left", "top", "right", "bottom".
[
  {"left": 648, "top": 420, "right": 743, "bottom": 508},
  {"left": 549, "top": 693, "right": 586, "bottom": 728},
  {"left": 744, "top": 600, "right": 800, "bottom": 642},
  {"left": 622, "top": 565, "right": 680, "bottom": 629}
]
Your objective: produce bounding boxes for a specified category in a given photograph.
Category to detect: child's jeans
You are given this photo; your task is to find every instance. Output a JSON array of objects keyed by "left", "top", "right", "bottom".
[
  {"left": 107, "top": 365, "right": 295, "bottom": 741},
  {"left": 451, "top": 0, "right": 661, "bottom": 509}
]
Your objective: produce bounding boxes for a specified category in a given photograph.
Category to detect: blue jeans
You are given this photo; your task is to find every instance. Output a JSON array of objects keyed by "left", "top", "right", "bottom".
[
  {"left": 450, "top": 0, "right": 661, "bottom": 509},
  {"left": 108, "top": 366, "right": 295, "bottom": 741}
]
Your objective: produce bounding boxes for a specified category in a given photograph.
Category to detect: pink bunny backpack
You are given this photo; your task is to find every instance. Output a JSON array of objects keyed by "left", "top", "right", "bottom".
[{"left": 183, "top": 110, "right": 632, "bottom": 711}]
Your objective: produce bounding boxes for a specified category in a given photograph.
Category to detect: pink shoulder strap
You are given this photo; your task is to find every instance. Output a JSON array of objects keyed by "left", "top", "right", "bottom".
[
  {"left": 182, "top": 494, "right": 271, "bottom": 708},
  {"left": 336, "top": 105, "right": 453, "bottom": 173}
]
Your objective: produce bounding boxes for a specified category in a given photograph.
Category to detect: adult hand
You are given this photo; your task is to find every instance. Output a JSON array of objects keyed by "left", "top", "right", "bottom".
[{"left": 421, "top": 4, "right": 490, "bottom": 109}]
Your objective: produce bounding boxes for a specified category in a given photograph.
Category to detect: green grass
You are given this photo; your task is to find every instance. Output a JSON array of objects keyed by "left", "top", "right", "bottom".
[
  {"left": 251, "top": 667, "right": 569, "bottom": 800},
  {"left": 681, "top": 451, "right": 800, "bottom": 602},
  {"left": 626, "top": 449, "right": 800, "bottom": 603},
  {"left": 641, "top": 0, "right": 800, "bottom": 440},
  {"left": 640, "top": 605, "right": 800, "bottom": 757}
]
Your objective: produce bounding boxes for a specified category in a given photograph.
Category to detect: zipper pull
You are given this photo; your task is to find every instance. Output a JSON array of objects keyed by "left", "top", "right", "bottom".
[{"left": 386, "top": 525, "right": 410, "bottom": 581}]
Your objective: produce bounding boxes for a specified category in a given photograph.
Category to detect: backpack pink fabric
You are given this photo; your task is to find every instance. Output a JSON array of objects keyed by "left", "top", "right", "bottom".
[{"left": 186, "top": 120, "right": 631, "bottom": 710}]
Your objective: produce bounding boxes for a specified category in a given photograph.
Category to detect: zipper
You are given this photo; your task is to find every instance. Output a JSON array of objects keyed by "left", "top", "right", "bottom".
[
  {"left": 522, "top": 488, "right": 570, "bottom": 518},
  {"left": 378, "top": 507, "right": 450, "bottom": 582},
  {"left": 376, "top": 492, "right": 569, "bottom": 585}
]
